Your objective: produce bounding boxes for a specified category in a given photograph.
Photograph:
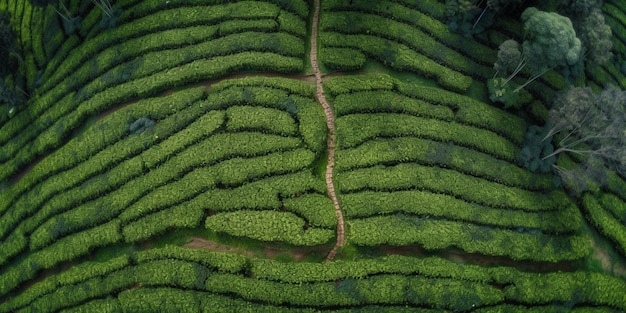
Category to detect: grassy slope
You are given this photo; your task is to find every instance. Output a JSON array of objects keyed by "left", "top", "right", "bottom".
[{"left": 0, "top": 0, "right": 625, "bottom": 312}]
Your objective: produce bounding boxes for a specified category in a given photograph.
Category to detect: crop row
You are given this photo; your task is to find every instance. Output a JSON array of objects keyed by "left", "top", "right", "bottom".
[
  {"left": 335, "top": 137, "right": 554, "bottom": 191},
  {"left": 320, "top": 32, "right": 472, "bottom": 92},
  {"left": 1, "top": 28, "right": 304, "bottom": 164},
  {"left": 583, "top": 194, "right": 626, "bottom": 256},
  {"left": 324, "top": 0, "right": 495, "bottom": 65},
  {"left": 332, "top": 90, "right": 454, "bottom": 121},
  {"left": 205, "top": 210, "right": 334, "bottom": 246},
  {"left": 38, "top": 1, "right": 289, "bottom": 93},
  {"left": 0, "top": 51, "right": 303, "bottom": 182},
  {"left": 335, "top": 113, "right": 519, "bottom": 162},
  {"left": 30, "top": 142, "right": 310, "bottom": 250},
  {"left": 1, "top": 82, "right": 325, "bottom": 246},
  {"left": 121, "top": 172, "right": 326, "bottom": 242},
  {"left": 0, "top": 88, "right": 207, "bottom": 242},
  {"left": 0, "top": 88, "right": 207, "bottom": 248},
  {"left": 394, "top": 82, "right": 527, "bottom": 144},
  {"left": 340, "top": 190, "right": 581, "bottom": 234},
  {"left": 211, "top": 76, "right": 315, "bottom": 97},
  {"left": 0, "top": 220, "right": 122, "bottom": 295},
  {"left": 324, "top": 74, "right": 527, "bottom": 144},
  {"left": 2, "top": 245, "right": 246, "bottom": 312},
  {"left": 124, "top": 0, "right": 308, "bottom": 20},
  {"left": 0, "top": 97, "right": 324, "bottom": 266},
  {"left": 348, "top": 214, "right": 589, "bottom": 262},
  {"left": 4, "top": 246, "right": 625, "bottom": 312},
  {"left": 335, "top": 163, "right": 571, "bottom": 212},
  {"left": 321, "top": 11, "right": 492, "bottom": 78},
  {"left": 0, "top": 1, "right": 308, "bottom": 163}
]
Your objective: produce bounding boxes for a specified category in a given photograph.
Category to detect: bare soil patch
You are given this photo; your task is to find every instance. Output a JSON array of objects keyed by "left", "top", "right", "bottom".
[{"left": 184, "top": 237, "right": 255, "bottom": 258}]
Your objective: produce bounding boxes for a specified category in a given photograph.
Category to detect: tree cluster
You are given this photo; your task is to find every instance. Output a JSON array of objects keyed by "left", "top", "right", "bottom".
[
  {"left": 489, "top": 7, "right": 582, "bottom": 107},
  {"left": 443, "top": 0, "right": 526, "bottom": 38},
  {"left": 0, "top": 11, "right": 26, "bottom": 122},
  {"left": 521, "top": 85, "right": 626, "bottom": 193}
]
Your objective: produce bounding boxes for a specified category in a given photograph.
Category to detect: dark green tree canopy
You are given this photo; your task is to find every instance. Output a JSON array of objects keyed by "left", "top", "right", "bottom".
[{"left": 521, "top": 7, "right": 582, "bottom": 72}]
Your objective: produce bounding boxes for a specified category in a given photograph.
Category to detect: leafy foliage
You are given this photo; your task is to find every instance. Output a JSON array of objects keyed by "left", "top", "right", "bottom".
[
  {"left": 518, "top": 124, "right": 556, "bottom": 173},
  {"left": 578, "top": 8, "right": 613, "bottom": 64},
  {"left": 487, "top": 77, "right": 520, "bottom": 108},
  {"left": 543, "top": 86, "right": 626, "bottom": 191},
  {"left": 489, "top": 7, "right": 583, "bottom": 105}
]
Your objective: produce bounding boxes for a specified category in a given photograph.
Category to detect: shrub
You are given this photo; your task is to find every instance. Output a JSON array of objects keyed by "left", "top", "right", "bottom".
[{"left": 205, "top": 210, "right": 334, "bottom": 246}]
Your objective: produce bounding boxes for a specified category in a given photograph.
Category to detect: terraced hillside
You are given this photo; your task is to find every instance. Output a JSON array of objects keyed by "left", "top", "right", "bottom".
[{"left": 0, "top": 0, "right": 625, "bottom": 312}]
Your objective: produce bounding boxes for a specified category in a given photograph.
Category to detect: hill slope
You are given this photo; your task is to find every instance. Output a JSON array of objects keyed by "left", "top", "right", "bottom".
[{"left": 0, "top": 0, "right": 625, "bottom": 312}]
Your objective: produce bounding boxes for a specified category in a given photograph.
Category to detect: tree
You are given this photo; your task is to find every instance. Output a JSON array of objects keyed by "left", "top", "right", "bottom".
[
  {"left": 578, "top": 8, "right": 613, "bottom": 64},
  {"left": 29, "top": 0, "right": 81, "bottom": 35},
  {"left": 0, "top": 11, "right": 19, "bottom": 78},
  {"left": 489, "top": 7, "right": 582, "bottom": 105},
  {"left": 518, "top": 124, "right": 557, "bottom": 173},
  {"left": 541, "top": 85, "right": 626, "bottom": 189},
  {"left": 444, "top": 0, "right": 526, "bottom": 37}
]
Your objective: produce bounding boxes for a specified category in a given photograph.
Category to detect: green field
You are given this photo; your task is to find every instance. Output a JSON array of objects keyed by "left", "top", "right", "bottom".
[{"left": 1, "top": 0, "right": 625, "bottom": 312}]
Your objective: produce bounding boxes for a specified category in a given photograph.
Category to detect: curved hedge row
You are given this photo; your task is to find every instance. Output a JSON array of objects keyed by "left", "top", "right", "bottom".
[
  {"left": 320, "top": 32, "right": 472, "bottom": 92},
  {"left": 0, "top": 51, "right": 303, "bottom": 182},
  {"left": 340, "top": 190, "right": 581, "bottom": 234},
  {"left": 332, "top": 90, "right": 454, "bottom": 121},
  {"left": 335, "top": 137, "right": 554, "bottom": 191},
  {"left": 3, "top": 247, "right": 624, "bottom": 312},
  {"left": 583, "top": 194, "right": 626, "bottom": 257},
  {"left": 348, "top": 214, "right": 590, "bottom": 262},
  {"left": 321, "top": 11, "right": 492, "bottom": 78},
  {"left": 323, "top": 74, "right": 527, "bottom": 145},
  {"left": 205, "top": 210, "right": 334, "bottom": 246},
  {"left": 335, "top": 113, "right": 519, "bottom": 162},
  {"left": 335, "top": 163, "right": 571, "bottom": 212},
  {"left": 0, "top": 88, "right": 207, "bottom": 239}
]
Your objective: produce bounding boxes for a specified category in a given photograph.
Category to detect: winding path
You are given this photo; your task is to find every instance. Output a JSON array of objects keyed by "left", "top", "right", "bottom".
[{"left": 309, "top": 0, "right": 344, "bottom": 261}]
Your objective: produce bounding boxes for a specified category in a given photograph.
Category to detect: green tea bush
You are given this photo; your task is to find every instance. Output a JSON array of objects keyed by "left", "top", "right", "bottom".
[
  {"left": 340, "top": 190, "right": 581, "bottom": 234},
  {"left": 226, "top": 105, "right": 297, "bottom": 136},
  {"left": 134, "top": 245, "right": 247, "bottom": 273},
  {"left": 292, "top": 96, "right": 327, "bottom": 153},
  {"left": 0, "top": 220, "right": 122, "bottom": 295},
  {"left": 277, "top": 10, "right": 306, "bottom": 37},
  {"left": 0, "top": 89, "right": 206, "bottom": 242},
  {"left": 211, "top": 76, "right": 315, "bottom": 97},
  {"left": 324, "top": 74, "right": 395, "bottom": 95},
  {"left": 0, "top": 231, "right": 27, "bottom": 266},
  {"left": 335, "top": 113, "right": 518, "bottom": 161},
  {"left": 336, "top": 163, "right": 571, "bottom": 211},
  {"left": 335, "top": 137, "right": 554, "bottom": 190},
  {"left": 600, "top": 193, "right": 626, "bottom": 225},
  {"left": 0, "top": 256, "right": 129, "bottom": 313},
  {"left": 348, "top": 214, "right": 590, "bottom": 261},
  {"left": 505, "top": 271, "right": 626, "bottom": 310},
  {"left": 320, "top": 47, "right": 366, "bottom": 71},
  {"left": 395, "top": 83, "right": 527, "bottom": 144},
  {"left": 191, "top": 171, "right": 326, "bottom": 212},
  {"left": 205, "top": 210, "right": 334, "bottom": 246},
  {"left": 283, "top": 194, "right": 337, "bottom": 229},
  {"left": 133, "top": 259, "right": 210, "bottom": 289},
  {"left": 583, "top": 195, "right": 626, "bottom": 255},
  {"left": 118, "top": 288, "right": 201, "bottom": 313},
  {"left": 321, "top": 32, "right": 472, "bottom": 92},
  {"left": 122, "top": 203, "right": 205, "bottom": 243},
  {"left": 322, "top": 11, "right": 491, "bottom": 77},
  {"left": 251, "top": 254, "right": 494, "bottom": 284},
  {"left": 332, "top": 91, "right": 453, "bottom": 121}
]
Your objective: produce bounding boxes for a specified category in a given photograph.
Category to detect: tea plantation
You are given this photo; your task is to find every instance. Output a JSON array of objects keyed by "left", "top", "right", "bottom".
[{"left": 0, "top": 0, "right": 625, "bottom": 312}]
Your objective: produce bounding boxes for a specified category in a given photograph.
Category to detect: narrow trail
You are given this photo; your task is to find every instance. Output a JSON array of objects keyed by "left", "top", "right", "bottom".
[{"left": 309, "top": 0, "right": 344, "bottom": 261}]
